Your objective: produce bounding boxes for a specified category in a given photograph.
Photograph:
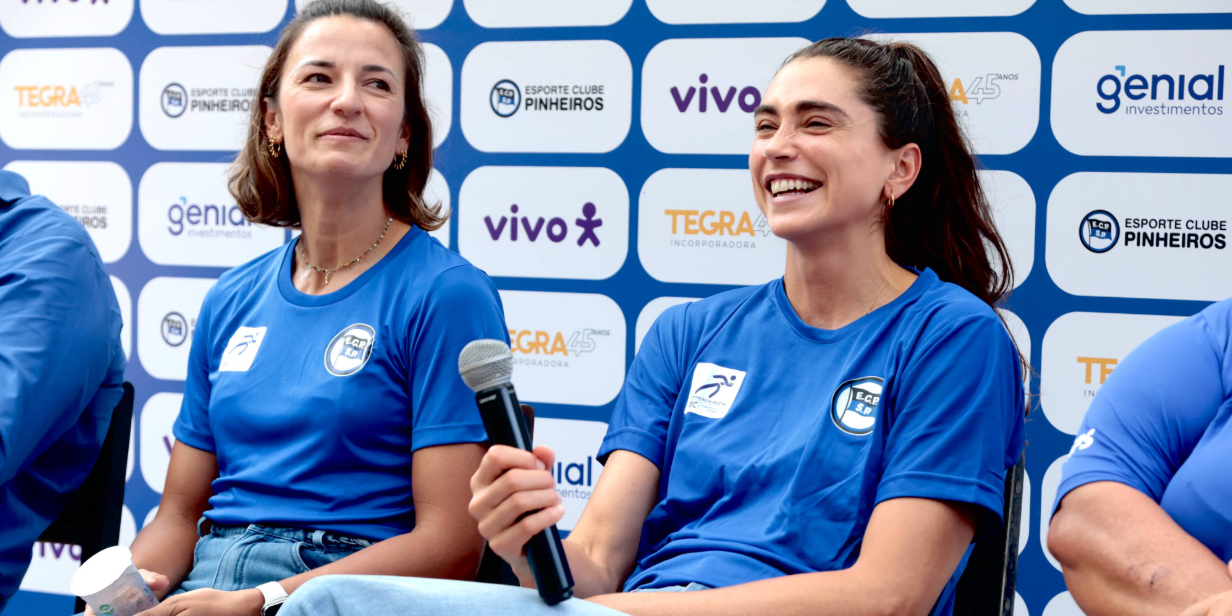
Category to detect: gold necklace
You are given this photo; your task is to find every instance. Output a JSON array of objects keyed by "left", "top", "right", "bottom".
[
  {"left": 865, "top": 269, "right": 893, "bottom": 316},
  {"left": 300, "top": 216, "right": 393, "bottom": 285}
]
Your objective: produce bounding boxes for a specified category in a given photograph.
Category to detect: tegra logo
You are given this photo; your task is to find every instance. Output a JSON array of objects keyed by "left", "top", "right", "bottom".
[
  {"left": 665, "top": 209, "right": 771, "bottom": 238},
  {"left": 950, "top": 73, "right": 1018, "bottom": 105},
  {"left": 485, "top": 203, "right": 603, "bottom": 246},
  {"left": 13, "top": 83, "right": 106, "bottom": 108},
  {"left": 671, "top": 73, "right": 761, "bottom": 113},
  {"left": 1096, "top": 64, "right": 1225, "bottom": 115},
  {"left": 508, "top": 328, "right": 609, "bottom": 358}
]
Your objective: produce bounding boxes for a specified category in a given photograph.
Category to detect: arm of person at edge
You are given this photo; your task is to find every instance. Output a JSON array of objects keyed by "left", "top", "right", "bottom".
[
  {"left": 1047, "top": 312, "right": 1232, "bottom": 616},
  {"left": 1049, "top": 482, "right": 1232, "bottom": 616},
  {"left": 113, "top": 440, "right": 487, "bottom": 616},
  {"left": 0, "top": 234, "right": 118, "bottom": 486},
  {"left": 473, "top": 446, "right": 978, "bottom": 616}
]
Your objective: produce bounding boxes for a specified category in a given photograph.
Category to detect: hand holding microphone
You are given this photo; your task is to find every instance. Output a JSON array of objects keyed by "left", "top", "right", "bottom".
[{"left": 459, "top": 340, "right": 575, "bottom": 605}]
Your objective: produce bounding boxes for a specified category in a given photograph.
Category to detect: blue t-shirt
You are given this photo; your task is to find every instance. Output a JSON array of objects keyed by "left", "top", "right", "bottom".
[
  {"left": 173, "top": 225, "right": 507, "bottom": 540},
  {"left": 598, "top": 268, "right": 1025, "bottom": 616},
  {"left": 1054, "top": 298, "right": 1232, "bottom": 561},
  {"left": 0, "top": 170, "right": 126, "bottom": 605}
]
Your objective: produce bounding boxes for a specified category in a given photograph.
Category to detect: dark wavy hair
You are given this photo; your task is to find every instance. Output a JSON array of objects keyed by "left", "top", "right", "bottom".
[
  {"left": 227, "top": 0, "right": 443, "bottom": 230},
  {"left": 783, "top": 37, "right": 1014, "bottom": 308}
]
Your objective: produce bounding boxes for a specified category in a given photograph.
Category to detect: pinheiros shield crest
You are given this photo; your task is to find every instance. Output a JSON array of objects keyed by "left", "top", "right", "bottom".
[
  {"left": 830, "top": 376, "right": 884, "bottom": 436},
  {"left": 324, "top": 323, "right": 376, "bottom": 377}
]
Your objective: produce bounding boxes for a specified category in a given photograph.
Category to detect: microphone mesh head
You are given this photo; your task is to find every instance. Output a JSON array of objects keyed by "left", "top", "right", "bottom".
[{"left": 459, "top": 339, "right": 514, "bottom": 391}]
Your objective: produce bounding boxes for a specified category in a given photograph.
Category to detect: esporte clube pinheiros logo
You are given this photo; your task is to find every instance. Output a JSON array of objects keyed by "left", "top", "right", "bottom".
[
  {"left": 490, "top": 79, "right": 521, "bottom": 117},
  {"left": 325, "top": 323, "right": 376, "bottom": 377},
  {"left": 1079, "top": 210, "right": 1119, "bottom": 253},
  {"left": 1080, "top": 207, "right": 1228, "bottom": 254},
  {"left": 830, "top": 376, "right": 884, "bottom": 436}
]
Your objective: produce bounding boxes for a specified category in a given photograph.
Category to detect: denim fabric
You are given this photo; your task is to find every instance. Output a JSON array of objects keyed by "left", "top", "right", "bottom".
[
  {"left": 278, "top": 575, "right": 707, "bottom": 616},
  {"left": 172, "top": 519, "right": 373, "bottom": 595}
]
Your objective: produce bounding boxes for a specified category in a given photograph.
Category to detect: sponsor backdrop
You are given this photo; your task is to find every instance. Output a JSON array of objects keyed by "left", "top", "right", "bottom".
[{"left": 1, "top": 1, "right": 1229, "bottom": 614}]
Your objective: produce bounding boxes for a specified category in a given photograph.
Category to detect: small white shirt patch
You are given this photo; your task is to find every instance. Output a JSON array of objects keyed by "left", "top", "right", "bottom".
[
  {"left": 1069, "top": 428, "right": 1097, "bottom": 455},
  {"left": 685, "top": 362, "right": 747, "bottom": 419},
  {"left": 219, "top": 326, "right": 267, "bottom": 373}
]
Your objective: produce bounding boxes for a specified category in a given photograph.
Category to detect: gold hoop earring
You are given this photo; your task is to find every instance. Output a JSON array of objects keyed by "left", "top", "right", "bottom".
[
  {"left": 392, "top": 150, "right": 408, "bottom": 170},
  {"left": 267, "top": 139, "right": 281, "bottom": 158},
  {"left": 885, "top": 192, "right": 895, "bottom": 209}
]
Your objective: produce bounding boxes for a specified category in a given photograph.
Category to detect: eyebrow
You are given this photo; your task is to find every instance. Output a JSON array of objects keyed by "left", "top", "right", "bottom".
[
  {"left": 296, "top": 60, "right": 396, "bottom": 76},
  {"left": 754, "top": 100, "right": 850, "bottom": 120}
]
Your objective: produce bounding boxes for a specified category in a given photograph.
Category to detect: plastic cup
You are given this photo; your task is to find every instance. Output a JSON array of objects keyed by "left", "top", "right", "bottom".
[{"left": 70, "top": 546, "right": 160, "bottom": 616}]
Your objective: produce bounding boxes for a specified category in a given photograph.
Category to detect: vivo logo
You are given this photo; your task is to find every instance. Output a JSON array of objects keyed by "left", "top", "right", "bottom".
[
  {"left": 641, "top": 38, "right": 809, "bottom": 154},
  {"left": 458, "top": 166, "right": 628, "bottom": 280},
  {"left": 483, "top": 203, "right": 603, "bottom": 246},
  {"left": 35, "top": 542, "right": 82, "bottom": 561},
  {"left": 671, "top": 74, "right": 762, "bottom": 113}
]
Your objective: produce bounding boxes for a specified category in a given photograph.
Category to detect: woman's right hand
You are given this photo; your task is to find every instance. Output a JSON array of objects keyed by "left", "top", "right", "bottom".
[
  {"left": 468, "top": 444, "right": 565, "bottom": 581},
  {"left": 82, "top": 569, "right": 169, "bottom": 616}
]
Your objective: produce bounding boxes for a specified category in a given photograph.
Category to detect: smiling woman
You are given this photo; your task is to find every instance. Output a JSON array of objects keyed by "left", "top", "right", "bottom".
[{"left": 100, "top": 2, "right": 511, "bottom": 616}]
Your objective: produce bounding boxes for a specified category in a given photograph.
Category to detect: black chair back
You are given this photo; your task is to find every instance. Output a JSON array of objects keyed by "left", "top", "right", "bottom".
[
  {"left": 953, "top": 453, "right": 1026, "bottom": 616},
  {"left": 38, "top": 381, "right": 135, "bottom": 613},
  {"left": 475, "top": 404, "right": 536, "bottom": 586}
]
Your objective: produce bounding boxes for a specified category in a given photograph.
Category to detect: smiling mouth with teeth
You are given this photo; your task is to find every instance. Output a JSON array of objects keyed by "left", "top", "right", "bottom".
[{"left": 769, "top": 178, "right": 822, "bottom": 197}]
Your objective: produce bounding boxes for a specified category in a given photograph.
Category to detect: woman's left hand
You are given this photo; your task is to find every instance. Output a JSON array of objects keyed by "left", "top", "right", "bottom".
[{"left": 140, "top": 588, "right": 264, "bottom": 616}]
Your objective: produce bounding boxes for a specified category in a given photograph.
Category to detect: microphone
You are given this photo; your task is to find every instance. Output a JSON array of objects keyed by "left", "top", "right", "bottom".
[{"left": 459, "top": 339, "right": 575, "bottom": 605}]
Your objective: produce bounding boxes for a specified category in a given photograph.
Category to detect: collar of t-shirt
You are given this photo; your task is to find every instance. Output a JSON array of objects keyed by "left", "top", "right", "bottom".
[{"left": 772, "top": 266, "right": 934, "bottom": 343}]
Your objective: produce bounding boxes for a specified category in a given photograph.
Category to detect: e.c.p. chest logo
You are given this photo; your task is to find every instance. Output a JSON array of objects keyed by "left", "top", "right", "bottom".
[{"left": 325, "top": 324, "right": 376, "bottom": 377}]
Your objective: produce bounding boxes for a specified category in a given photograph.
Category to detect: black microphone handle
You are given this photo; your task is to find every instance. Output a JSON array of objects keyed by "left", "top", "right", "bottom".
[{"left": 474, "top": 383, "right": 575, "bottom": 605}]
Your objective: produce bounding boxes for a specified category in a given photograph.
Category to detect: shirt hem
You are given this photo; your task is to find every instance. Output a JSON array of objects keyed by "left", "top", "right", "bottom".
[
  {"left": 598, "top": 428, "right": 665, "bottom": 468},
  {"left": 876, "top": 471, "right": 1005, "bottom": 526},
  {"left": 171, "top": 424, "right": 216, "bottom": 454},
  {"left": 1051, "top": 471, "right": 1152, "bottom": 519},
  {"left": 411, "top": 422, "right": 488, "bottom": 452}
]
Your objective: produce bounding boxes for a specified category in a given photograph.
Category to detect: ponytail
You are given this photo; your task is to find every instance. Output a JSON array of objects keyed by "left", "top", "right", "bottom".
[{"left": 782, "top": 37, "right": 1014, "bottom": 309}]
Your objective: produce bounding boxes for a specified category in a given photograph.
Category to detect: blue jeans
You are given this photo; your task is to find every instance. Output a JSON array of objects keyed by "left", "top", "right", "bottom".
[
  {"left": 278, "top": 576, "right": 708, "bottom": 616},
  {"left": 173, "top": 519, "right": 373, "bottom": 595},
  {"left": 73, "top": 521, "right": 373, "bottom": 614}
]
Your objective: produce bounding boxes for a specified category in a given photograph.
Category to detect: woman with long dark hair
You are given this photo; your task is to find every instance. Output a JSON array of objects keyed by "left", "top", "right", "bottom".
[
  {"left": 280, "top": 36, "right": 1025, "bottom": 616},
  {"left": 96, "top": 2, "right": 507, "bottom": 615}
]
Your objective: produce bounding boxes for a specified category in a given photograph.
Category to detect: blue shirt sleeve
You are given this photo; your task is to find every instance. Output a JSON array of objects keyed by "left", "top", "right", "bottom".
[
  {"left": 173, "top": 285, "right": 218, "bottom": 452},
  {"left": 598, "top": 303, "right": 689, "bottom": 468},
  {"left": 0, "top": 233, "right": 125, "bottom": 485},
  {"left": 407, "top": 265, "right": 509, "bottom": 451},
  {"left": 1053, "top": 312, "right": 1226, "bottom": 513},
  {"left": 877, "top": 310, "right": 1026, "bottom": 534}
]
